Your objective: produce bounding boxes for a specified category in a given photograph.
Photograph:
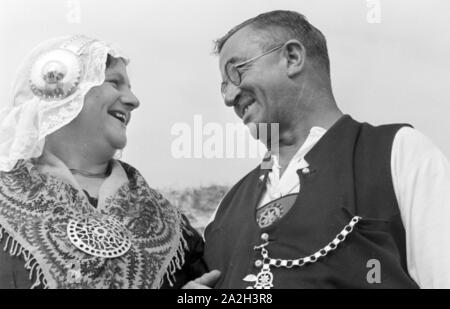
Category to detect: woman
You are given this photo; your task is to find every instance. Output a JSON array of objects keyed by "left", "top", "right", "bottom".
[{"left": 0, "top": 35, "right": 210, "bottom": 288}]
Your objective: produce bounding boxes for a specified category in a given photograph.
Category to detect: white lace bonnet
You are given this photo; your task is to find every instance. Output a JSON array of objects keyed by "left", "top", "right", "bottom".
[{"left": 0, "top": 35, "right": 129, "bottom": 172}]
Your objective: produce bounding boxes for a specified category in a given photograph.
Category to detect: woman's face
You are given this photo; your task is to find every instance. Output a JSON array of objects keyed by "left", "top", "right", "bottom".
[{"left": 71, "top": 57, "right": 140, "bottom": 152}]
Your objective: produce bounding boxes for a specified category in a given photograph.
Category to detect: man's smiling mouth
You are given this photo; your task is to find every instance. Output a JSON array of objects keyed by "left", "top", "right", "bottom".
[{"left": 241, "top": 99, "right": 256, "bottom": 119}]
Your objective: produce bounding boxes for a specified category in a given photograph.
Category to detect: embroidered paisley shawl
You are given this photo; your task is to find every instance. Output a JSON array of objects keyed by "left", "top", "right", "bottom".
[{"left": 0, "top": 160, "right": 187, "bottom": 289}]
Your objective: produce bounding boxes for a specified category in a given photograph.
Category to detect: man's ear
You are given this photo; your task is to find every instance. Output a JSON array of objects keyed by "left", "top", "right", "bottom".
[{"left": 282, "top": 40, "right": 306, "bottom": 77}]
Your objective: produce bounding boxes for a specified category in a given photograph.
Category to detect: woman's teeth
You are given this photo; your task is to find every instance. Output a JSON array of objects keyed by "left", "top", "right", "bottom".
[{"left": 110, "top": 111, "right": 126, "bottom": 123}]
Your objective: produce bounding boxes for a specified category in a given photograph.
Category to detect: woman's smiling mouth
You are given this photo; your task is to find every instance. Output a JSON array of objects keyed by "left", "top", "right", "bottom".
[{"left": 108, "top": 110, "right": 128, "bottom": 124}]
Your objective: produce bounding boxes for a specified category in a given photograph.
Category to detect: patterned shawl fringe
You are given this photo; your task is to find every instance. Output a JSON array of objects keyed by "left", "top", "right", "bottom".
[
  {"left": 158, "top": 212, "right": 190, "bottom": 288},
  {"left": 0, "top": 226, "right": 49, "bottom": 289},
  {"left": 2, "top": 217, "right": 192, "bottom": 289}
]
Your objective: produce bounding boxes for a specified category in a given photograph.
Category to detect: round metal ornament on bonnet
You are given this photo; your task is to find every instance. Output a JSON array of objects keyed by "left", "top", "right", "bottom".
[{"left": 29, "top": 49, "right": 81, "bottom": 100}]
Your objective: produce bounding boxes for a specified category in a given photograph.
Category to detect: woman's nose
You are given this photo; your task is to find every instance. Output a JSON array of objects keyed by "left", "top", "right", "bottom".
[{"left": 122, "top": 89, "right": 140, "bottom": 110}]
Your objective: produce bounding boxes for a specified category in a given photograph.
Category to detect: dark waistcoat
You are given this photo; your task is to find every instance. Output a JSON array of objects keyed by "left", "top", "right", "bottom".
[{"left": 204, "top": 115, "right": 419, "bottom": 289}]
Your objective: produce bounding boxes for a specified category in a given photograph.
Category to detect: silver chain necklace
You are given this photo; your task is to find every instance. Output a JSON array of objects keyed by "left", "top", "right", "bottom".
[{"left": 244, "top": 216, "right": 362, "bottom": 289}]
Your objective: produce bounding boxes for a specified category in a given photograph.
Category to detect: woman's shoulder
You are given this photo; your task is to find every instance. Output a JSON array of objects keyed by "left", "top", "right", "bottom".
[
  {"left": 115, "top": 160, "right": 138, "bottom": 176},
  {"left": 0, "top": 160, "right": 44, "bottom": 199},
  {"left": 115, "top": 160, "right": 174, "bottom": 201}
]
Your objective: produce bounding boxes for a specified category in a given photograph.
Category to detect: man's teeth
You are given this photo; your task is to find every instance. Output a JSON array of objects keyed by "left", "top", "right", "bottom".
[{"left": 243, "top": 102, "right": 254, "bottom": 115}]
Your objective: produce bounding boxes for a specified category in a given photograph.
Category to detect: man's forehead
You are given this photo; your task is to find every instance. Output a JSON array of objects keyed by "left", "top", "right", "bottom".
[{"left": 219, "top": 26, "right": 266, "bottom": 66}]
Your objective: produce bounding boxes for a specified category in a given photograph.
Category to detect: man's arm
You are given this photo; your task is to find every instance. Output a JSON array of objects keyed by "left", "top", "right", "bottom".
[{"left": 392, "top": 126, "right": 450, "bottom": 288}]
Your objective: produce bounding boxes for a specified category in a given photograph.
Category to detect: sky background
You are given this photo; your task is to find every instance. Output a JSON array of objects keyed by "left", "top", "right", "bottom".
[{"left": 1, "top": 0, "right": 449, "bottom": 189}]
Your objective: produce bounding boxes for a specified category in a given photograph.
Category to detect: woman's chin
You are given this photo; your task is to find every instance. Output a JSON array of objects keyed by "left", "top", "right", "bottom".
[
  {"left": 114, "top": 140, "right": 127, "bottom": 151},
  {"left": 107, "top": 136, "right": 127, "bottom": 153}
]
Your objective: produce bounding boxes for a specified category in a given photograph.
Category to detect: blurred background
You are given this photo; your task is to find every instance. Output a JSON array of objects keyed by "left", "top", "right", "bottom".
[{"left": 1, "top": 0, "right": 449, "bottom": 231}]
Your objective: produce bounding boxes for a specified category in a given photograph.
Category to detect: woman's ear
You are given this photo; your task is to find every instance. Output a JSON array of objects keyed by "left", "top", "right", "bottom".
[{"left": 282, "top": 40, "right": 306, "bottom": 78}]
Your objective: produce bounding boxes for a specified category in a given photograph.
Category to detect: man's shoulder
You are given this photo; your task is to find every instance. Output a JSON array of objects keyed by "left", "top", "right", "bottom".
[
  {"left": 392, "top": 127, "right": 447, "bottom": 162},
  {"left": 359, "top": 119, "right": 412, "bottom": 134},
  {"left": 328, "top": 115, "right": 413, "bottom": 148},
  {"left": 355, "top": 119, "right": 413, "bottom": 150},
  {"left": 356, "top": 121, "right": 443, "bottom": 158}
]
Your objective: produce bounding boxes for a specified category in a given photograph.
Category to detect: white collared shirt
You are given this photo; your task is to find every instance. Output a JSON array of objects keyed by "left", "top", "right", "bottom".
[
  {"left": 259, "top": 126, "right": 450, "bottom": 288},
  {"left": 258, "top": 127, "right": 326, "bottom": 207}
]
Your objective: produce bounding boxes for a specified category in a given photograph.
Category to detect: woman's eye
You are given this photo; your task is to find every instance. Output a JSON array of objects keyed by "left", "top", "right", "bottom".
[{"left": 107, "top": 80, "right": 119, "bottom": 88}]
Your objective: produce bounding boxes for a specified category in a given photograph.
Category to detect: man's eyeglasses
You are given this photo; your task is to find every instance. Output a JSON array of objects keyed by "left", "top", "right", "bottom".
[{"left": 221, "top": 44, "right": 284, "bottom": 99}]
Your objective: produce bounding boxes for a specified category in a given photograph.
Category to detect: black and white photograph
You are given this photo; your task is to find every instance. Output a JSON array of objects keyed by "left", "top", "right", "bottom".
[{"left": 0, "top": 0, "right": 449, "bottom": 291}]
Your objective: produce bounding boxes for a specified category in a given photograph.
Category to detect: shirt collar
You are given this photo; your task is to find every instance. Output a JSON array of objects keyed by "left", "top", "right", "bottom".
[{"left": 262, "top": 126, "right": 327, "bottom": 172}]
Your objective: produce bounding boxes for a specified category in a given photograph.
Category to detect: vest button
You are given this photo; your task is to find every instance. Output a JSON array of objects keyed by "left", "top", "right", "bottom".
[
  {"left": 302, "top": 167, "right": 310, "bottom": 175},
  {"left": 255, "top": 260, "right": 263, "bottom": 268},
  {"left": 261, "top": 233, "right": 269, "bottom": 241}
]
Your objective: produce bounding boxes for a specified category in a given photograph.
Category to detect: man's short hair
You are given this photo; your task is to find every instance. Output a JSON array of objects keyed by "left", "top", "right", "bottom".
[{"left": 214, "top": 10, "right": 330, "bottom": 75}]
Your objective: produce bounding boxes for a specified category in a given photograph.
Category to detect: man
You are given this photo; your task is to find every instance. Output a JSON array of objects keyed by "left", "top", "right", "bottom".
[{"left": 204, "top": 10, "right": 450, "bottom": 288}]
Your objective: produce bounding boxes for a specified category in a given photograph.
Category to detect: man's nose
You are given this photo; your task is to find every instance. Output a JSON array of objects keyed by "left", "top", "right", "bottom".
[
  {"left": 121, "top": 89, "right": 140, "bottom": 110},
  {"left": 223, "top": 83, "right": 241, "bottom": 107}
]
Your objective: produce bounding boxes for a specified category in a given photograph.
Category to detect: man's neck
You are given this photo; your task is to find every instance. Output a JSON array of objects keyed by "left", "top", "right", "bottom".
[{"left": 272, "top": 108, "right": 343, "bottom": 175}]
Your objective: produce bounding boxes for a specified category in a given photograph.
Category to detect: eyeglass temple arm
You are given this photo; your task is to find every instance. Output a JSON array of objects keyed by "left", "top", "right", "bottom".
[{"left": 234, "top": 44, "right": 284, "bottom": 68}]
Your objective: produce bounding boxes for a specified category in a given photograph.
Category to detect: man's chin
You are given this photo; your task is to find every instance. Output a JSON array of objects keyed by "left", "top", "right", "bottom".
[
  {"left": 246, "top": 121, "right": 259, "bottom": 140},
  {"left": 246, "top": 120, "right": 277, "bottom": 143}
]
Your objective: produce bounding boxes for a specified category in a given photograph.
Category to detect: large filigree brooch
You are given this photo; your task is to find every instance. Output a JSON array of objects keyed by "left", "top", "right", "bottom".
[
  {"left": 29, "top": 49, "right": 81, "bottom": 100},
  {"left": 67, "top": 215, "right": 132, "bottom": 258}
]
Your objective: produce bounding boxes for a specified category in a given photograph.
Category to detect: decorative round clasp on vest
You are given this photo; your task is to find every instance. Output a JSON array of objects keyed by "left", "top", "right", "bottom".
[{"left": 257, "top": 202, "right": 284, "bottom": 228}]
